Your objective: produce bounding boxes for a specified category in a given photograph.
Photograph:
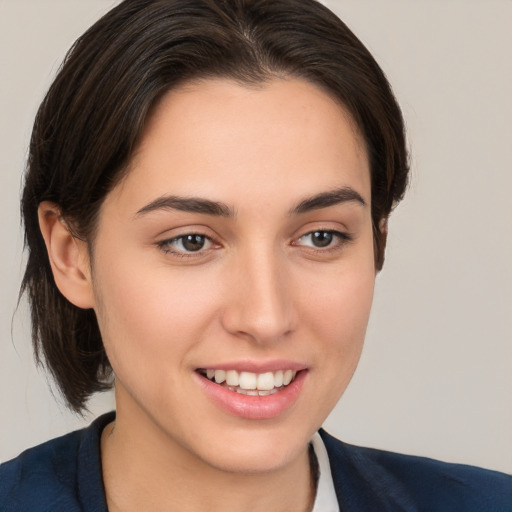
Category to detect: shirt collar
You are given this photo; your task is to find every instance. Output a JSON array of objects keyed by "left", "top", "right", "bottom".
[{"left": 310, "top": 432, "right": 340, "bottom": 512}]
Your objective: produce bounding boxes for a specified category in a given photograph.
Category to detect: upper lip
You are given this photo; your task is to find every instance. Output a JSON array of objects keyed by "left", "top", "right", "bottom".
[{"left": 195, "top": 359, "right": 308, "bottom": 373}]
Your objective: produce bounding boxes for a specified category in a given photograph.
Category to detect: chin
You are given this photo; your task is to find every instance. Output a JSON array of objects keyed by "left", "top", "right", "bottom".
[
  {"left": 181, "top": 420, "right": 315, "bottom": 475},
  {"left": 202, "top": 440, "right": 307, "bottom": 475}
]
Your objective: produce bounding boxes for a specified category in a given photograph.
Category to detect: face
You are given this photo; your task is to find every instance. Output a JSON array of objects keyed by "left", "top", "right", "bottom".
[{"left": 89, "top": 77, "right": 375, "bottom": 473}]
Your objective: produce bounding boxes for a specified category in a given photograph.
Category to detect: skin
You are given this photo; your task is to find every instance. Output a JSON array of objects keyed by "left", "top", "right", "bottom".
[{"left": 40, "top": 77, "right": 377, "bottom": 512}]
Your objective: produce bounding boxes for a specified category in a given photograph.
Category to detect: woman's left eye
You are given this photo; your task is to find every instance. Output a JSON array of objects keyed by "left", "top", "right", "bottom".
[
  {"left": 295, "top": 230, "right": 350, "bottom": 249},
  {"left": 158, "top": 234, "right": 213, "bottom": 255}
]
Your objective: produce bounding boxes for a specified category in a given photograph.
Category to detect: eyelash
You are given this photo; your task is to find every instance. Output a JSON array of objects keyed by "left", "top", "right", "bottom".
[{"left": 157, "top": 229, "right": 353, "bottom": 258}]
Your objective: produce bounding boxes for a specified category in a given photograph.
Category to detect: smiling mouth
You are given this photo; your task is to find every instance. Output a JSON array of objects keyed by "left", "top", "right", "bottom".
[{"left": 197, "top": 369, "right": 299, "bottom": 396}]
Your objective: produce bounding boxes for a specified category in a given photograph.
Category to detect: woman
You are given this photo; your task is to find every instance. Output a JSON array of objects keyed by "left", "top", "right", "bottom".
[{"left": 1, "top": 0, "right": 510, "bottom": 510}]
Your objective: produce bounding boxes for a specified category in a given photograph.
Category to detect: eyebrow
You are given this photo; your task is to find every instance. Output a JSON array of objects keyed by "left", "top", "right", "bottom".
[
  {"left": 135, "top": 186, "right": 366, "bottom": 219},
  {"left": 136, "top": 195, "right": 234, "bottom": 217},
  {"left": 289, "top": 187, "right": 366, "bottom": 215}
]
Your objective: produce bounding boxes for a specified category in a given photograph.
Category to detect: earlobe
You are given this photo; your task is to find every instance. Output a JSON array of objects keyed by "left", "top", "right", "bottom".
[{"left": 38, "top": 201, "right": 95, "bottom": 309}]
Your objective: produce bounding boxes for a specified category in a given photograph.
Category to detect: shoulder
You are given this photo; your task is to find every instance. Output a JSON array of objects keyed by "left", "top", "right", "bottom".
[
  {"left": 0, "top": 429, "right": 83, "bottom": 511},
  {"left": 319, "top": 429, "right": 512, "bottom": 512},
  {"left": 0, "top": 412, "right": 113, "bottom": 512}
]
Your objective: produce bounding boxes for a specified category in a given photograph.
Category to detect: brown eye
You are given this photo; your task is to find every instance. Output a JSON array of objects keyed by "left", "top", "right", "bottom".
[
  {"left": 297, "top": 230, "right": 336, "bottom": 248},
  {"left": 159, "top": 233, "right": 212, "bottom": 255},
  {"left": 310, "top": 231, "right": 333, "bottom": 247},
  {"left": 294, "top": 229, "right": 353, "bottom": 252},
  {"left": 181, "top": 234, "right": 206, "bottom": 251}
]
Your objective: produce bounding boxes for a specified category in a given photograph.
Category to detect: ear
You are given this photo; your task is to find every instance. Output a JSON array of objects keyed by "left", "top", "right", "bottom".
[{"left": 38, "top": 201, "right": 95, "bottom": 309}]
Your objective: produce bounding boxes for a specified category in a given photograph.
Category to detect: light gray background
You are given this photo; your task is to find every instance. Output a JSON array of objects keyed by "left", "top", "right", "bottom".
[{"left": 1, "top": 1, "right": 511, "bottom": 473}]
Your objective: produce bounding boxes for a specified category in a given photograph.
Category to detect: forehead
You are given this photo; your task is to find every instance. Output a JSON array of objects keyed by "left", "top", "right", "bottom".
[{"left": 109, "top": 77, "right": 370, "bottom": 214}]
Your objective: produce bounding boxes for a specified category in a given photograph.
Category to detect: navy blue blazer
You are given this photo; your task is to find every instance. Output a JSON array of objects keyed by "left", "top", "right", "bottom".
[
  {"left": 319, "top": 429, "right": 511, "bottom": 511},
  {"left": 1, "top": 412, "right": 511, "bottom": 511}
]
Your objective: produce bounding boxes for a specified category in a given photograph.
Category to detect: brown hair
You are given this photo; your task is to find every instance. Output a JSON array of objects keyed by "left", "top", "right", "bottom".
[{"left": 21, "top": 0, "right": 409, "bottom": 412}]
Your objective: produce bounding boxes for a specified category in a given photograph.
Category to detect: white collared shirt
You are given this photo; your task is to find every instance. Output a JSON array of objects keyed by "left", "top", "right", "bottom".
[{"left": 310, "top": 433, "right": 340, "bottom": 512}]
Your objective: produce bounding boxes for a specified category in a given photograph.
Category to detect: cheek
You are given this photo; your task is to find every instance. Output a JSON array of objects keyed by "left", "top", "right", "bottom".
[
  {"left": 298, "top": 239, "right": 376, "bottom": 393},
  {"left": 303, "top": 270, "right": 374, "bottom": 416},
  {"left": 301, "top": 242, "right": 376, "bottom": 347},
  {"left": 307, "top": 270, "right": 374, "bottom": 369},
  {"left": 89, "top": 243, "right": 232, "bottom": 380},
  {"left": 90, "top": 250, "right": 219, "bottom": 380}
]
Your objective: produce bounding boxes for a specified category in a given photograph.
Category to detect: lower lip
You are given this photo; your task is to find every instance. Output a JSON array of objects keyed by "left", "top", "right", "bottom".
[{"left": 196, "top": 370, "right": 307, "bottom": 420}]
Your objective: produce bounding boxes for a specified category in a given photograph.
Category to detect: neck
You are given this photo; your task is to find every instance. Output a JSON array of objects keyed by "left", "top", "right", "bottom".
[{"left": 101, "top": 399, "right": 315, "bottom": 512}]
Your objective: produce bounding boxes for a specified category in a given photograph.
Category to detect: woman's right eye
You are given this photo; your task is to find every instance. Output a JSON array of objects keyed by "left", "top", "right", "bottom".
[{"left": 158, "top": 234, "right": 213, "bottom": 255}]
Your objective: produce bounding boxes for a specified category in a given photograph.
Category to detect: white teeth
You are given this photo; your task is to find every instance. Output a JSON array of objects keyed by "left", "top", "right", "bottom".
[
  {"left": 226, "top": 370, "right": 239, "bottom": 386},
  {"left": 239, "top": 371, "right": 257, "bottom": 390},
  {"left": 214, "top": 369, "right": 226, "bottom": 384},
  {"left": 234, "top": 388, "right": 257, "bottom": 396},
  {"left": 283, "top": 370, "right": 294, "bottom": 386},
  {"left": 257, "top": 372, "right": 275, "bottom": 391},
  {"left": 258, "top": 389, "right": 279, "bottom": 396},
  {"left": 205, "top": 368, "right": 299, "bottom": 392}
]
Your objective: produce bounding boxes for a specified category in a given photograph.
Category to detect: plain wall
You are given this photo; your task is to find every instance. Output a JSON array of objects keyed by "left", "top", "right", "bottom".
[{"left": 1, "top": 0, "right": 511, "bottom": 473}]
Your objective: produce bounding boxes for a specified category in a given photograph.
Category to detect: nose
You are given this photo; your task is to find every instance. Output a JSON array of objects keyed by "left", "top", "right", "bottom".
[{"left": 221, "top": 246, "right": 297, "bottom": 344}]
